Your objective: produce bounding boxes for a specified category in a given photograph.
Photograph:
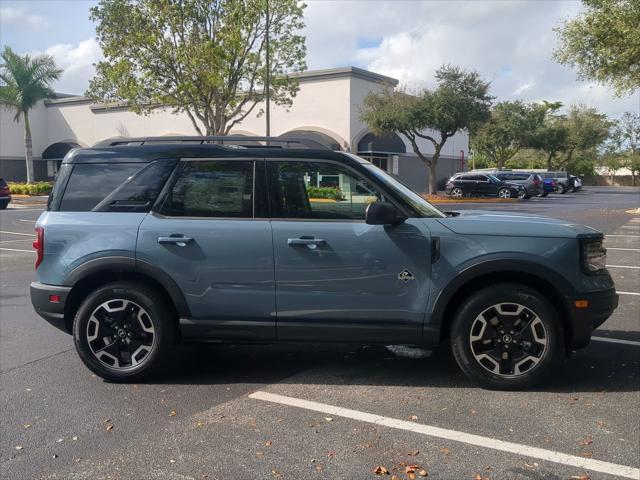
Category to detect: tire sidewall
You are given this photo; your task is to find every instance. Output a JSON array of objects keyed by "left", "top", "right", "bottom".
[
  {"left": 73, "top": 282, "right": 173, "bottom": 382},
  {"left": 451, "top": 188, "right": 463, "bottom": 198},
  {"left": 450, "top": 285, "right": 562, "bottom": 390}
]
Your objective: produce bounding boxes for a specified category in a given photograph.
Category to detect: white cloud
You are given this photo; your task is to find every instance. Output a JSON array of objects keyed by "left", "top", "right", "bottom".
[
  {"left": 303, "top": 0, "right": 638, "bottom": 117},
  {"left": 37, "top": 38, "right": 102, "bottom": 95},
  {"left": 0, "top": 6, "right": 47, "bottom": 31}
]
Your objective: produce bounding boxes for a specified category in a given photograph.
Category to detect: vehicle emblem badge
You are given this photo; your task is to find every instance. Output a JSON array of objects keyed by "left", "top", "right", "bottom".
[{"left": 398, "top": 269, "right": 415, "bottom": 282}]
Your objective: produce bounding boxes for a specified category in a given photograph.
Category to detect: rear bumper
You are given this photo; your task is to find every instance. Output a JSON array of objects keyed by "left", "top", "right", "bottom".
[
  {"left": 568, "top": 287, "right": 618, "bottom": 349},
  {"left": 30, "top": 282, "right": 72, "bottom": 333}
]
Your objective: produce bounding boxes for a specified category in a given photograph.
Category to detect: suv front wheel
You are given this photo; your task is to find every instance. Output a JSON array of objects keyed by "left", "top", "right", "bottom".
[
  {"left": 450, "top": 283, "right": 562, "bottom": 390},
  {"left": 73, "top": 281, "right": 175, "bottom": 382}
]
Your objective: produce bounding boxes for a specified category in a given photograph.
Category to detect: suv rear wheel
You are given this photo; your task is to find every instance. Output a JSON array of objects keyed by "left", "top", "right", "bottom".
[
  {"left": 450, "top": 187, "right": 463, "bottom": 198},
  {"left": 498, "top": 188, "right": 512, "bottom": 199},
  {"left": 450, "top": 283, "right": 562, "bottom": 390},
  {"left": 73, "top": 281, "right": 175, "bottom": 382}
]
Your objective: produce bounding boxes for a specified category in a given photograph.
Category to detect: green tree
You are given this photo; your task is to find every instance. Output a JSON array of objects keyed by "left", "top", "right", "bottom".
[
  {"left": 471, "top": 101, "right": 544, "bottom": 170},
  {"left": 0, "top": 47, "right": 62, "bottom": 183},
  {"left": 361, "top": 65, "right": 492, "bottom": 194},
  {"left": 609, "top": 112, "right": 640, "bottom": 184},
  {"left": 88, "top": 0, "right": 306, "bottom": 135},
  {"left": 529, "top": 103, "right": 611, "bottom": 171},
  {"left": 554, "top": 0, "right": 640, "bottom": 96}
]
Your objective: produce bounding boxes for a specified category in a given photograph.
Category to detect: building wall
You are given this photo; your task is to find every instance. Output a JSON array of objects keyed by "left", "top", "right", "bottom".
[
  {"left": 0, "top": 68, "right": 469, "bottom": 187},
  {"left": 397, "top": 154, "right": 463, "bottom": 194}
]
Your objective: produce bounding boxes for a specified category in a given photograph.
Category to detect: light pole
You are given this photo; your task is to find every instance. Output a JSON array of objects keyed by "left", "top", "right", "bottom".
[{"left": 265, "top": 0, "right": 271, "bottom": 144}]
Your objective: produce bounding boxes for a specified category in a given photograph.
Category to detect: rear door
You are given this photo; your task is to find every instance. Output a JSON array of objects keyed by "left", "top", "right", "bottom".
[
  {"left": 136, "top": 158, "right": 276, "bottom": 341},
  {"left": 267, "top": 158, "right": 432, "bottom": 343},
  {"left": 475, "top": 174, "right": 495, "bottom": 196}
]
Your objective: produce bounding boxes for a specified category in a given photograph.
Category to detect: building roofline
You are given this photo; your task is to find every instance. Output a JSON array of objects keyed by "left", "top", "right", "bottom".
[{"left": 45, "top": 66, "right": 398, "bottom": 107}]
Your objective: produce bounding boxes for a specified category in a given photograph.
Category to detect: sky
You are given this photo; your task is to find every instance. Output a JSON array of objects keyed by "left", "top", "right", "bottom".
[{"left": 1, "top": 0, "right": 638, "bottom": 119}]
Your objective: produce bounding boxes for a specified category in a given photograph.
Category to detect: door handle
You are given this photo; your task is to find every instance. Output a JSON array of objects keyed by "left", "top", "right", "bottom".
[
  {"left": 158, "top": 236, "right": 194, "bottom": 247},
  {"left": 287, "top": 237, "right": 326, "bottom": 248}
]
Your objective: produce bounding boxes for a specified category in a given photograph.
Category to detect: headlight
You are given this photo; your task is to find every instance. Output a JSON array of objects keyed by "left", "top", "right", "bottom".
[{"left": 581, "top": 238, "right": 607, "bottom": 274}]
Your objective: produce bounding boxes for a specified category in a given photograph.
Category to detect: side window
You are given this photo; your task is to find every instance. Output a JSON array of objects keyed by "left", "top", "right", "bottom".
[
  {"left": 268, "top": 161, "right": 385, "bottom": 220},
  {"left": 93, "top": 160, "right": 177, "bottom": 212},
  {"left": 477, "top": 175, "right": 489, "bottom": 182},
  {"left": 59, "top": 163, "right": 144, "bottom": 211},
  {"left": 160, "top": 160, "right": 254, "bottom": 218}
]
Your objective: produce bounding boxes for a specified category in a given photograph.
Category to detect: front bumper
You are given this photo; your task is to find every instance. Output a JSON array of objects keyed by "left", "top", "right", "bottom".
[
  {"left": 30, "top": 282, "right": 72, "bottom": 333},
  {"left": 567, "top": 287, "right": 618, "bottom": 349}
]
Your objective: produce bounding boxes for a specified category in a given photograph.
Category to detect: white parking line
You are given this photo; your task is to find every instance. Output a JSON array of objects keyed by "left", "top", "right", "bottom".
[
  {"left": 607, "top": 247, "right": 640, "bottom": 251},
  {"left": 0, "top": 238, "right": 34, "bottom": 244},
  {"left": 249, "top": 391, "right": 640, "bottom": 479},
  {"left": 18, "top": 219, "right": 37, "bottom": 223},
  {"left": 607, "top": 265, "right": 640, "bottom": 269},
  {"left": 606, "top": 235, "right": 640, "bottom": 238},
  {"left": 618, "top": 291, "right": 640, "bottom": 296},
  {"left": 0, "top": 230, "right": 35, "bottom": 236},
  {"left": 592, "top": 336, "right": 640, "bottom": 347},
  {"left": 0, "top": 247, "right": 35, "bottom": 253}
]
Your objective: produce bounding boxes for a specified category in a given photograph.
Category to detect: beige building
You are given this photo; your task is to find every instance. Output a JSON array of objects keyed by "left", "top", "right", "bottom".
[{"left": 0, "top": 67, "right": 468, "bottom": 193}]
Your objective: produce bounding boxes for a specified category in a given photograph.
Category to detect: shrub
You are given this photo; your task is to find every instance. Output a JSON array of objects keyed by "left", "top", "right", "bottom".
[
  {"left": 8, "top": 181, "right": 53, "bottom": 195},
  {"left": 307, "top": 186, "right": 344, "bottom": 200}
]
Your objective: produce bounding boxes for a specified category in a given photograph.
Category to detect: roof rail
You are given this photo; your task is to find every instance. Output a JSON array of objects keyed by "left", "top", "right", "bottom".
[{"left": 94, "top": 135, "right": 331, "bottom": 150}]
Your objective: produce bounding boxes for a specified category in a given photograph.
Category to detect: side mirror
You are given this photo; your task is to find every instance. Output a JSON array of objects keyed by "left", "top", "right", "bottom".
[{"left": 365, "top": 202, "right": 406, "bottom": 226}]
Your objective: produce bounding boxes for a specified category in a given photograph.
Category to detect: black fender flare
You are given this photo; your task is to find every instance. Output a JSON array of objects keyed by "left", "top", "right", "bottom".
[
  {"left": 63, "top": 256, "right": 191, "bottom": 318},
  {"left": 427, "top": 258, "right": 575, "bottom": 343}
]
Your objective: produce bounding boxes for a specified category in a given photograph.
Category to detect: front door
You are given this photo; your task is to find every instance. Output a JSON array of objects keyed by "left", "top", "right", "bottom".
[
  {"left": 136, "top": 158, "right": 276, "bottom": 340},
  {"left": 268, "top": 159, "right": 432, "bottom": 343}
]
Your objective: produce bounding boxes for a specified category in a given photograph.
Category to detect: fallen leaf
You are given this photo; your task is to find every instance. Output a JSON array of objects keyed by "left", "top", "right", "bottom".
[
  {"left": 72, "top": 436, "right": 78, "bottom": 441},
  {"left": 407, "top": 450, "right": 419, "bottom": 456},
  {"left": 373, "top": 466, "right": 389, "bottom": 475},
  {"left": 579, "top": 436, "right": 593, "bottom": 446},
  {"left": 417, "top": 469, "right": 428, "bottom": 477},
  {"left": 391, "top": 476, "right": 401, "bottom": 480},
  {"left": 524, "top": 463, "right": 536, "bottom": 469},
  {"left": 265, "top": 440, "right": 272, "bottom": 447},
  {"left": 327, "top": 451, "right": 336, "bottom": 458},
  {"left": 106, "top": 425, "right": 113, "bottom": 432},
  {"left": 15, "top": 446, "right": 23, "bottom": 450},
  {"left": 169, "top": 459, "right": 175, "bottom": 464},
  {"left": 405, "top": 465, "right": 420, "bottom": 474},
  {"left": 196, "top": 421, "right": 204, "bottom": 427},
  {"left": 596, "top": 420, "right": 605, "bottom": 429},
  {"left": 569, "top": 475, "right": 590, "bottom": 480},
  {"left": 363, "top": 442, "right": 373, "bottom": 448},
  {"left": 408, "top": 474, "right": 416, "bottom": 480},
  {"left": 23, "top": 424, "right": 31, "bottom": 429},
  {"left": 103, "top": 419, "right": 111, "bottom": 424},
  {"left": 470, "top": 409, "right": 477, "bottom": 415},
  {"left": 169, "top": 410, "right": 177, "bottom": 417}
]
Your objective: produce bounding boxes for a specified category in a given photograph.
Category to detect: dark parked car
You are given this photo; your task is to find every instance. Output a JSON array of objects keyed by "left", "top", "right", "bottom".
[
  {"left": 493, "top": 172, "right": 543, "bottom": 198},
  {"left": 445, "top": 173, "right": 525, "bottom": 199},
  {"left": 0, "top": 178, "right": 11, "bottom": 209},
  {"left": 30, "top": 136, "right": 617, "bottom": 390}
]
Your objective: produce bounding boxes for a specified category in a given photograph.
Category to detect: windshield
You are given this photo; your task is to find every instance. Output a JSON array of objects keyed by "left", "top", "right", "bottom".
[
  {"left": 487, "top": 174, "right": 501, "bottom": 183},
  {"left": 356, "top": 160, "right": 445, "bottom": 218}
]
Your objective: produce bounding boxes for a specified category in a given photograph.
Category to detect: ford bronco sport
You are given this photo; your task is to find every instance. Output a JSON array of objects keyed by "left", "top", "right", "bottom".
[{"left": 30, "top": 136, "right": 618, "bottom": 389}]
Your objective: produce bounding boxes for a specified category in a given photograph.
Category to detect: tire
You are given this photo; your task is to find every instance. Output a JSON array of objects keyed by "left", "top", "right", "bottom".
[
  {"left": 450, "top": 187, "right": 464, "bottom": 198},
  {"left": 450, "top": 283, "right": 563, "bottom": 390},
  {"left": 498, "top": 188, "right": 511, "bottom": 199},
  {"left": 73, "top": 281, "right": 176, "bottom": 382},
  {"left": 560, "top": 184, "right": 567, "bottom": 194},
  {"left": 540, "top": 192, "right": 549, "bottom": 197},
  {"left": 0, "top": 200, "right": 8, "bottom": 209}
]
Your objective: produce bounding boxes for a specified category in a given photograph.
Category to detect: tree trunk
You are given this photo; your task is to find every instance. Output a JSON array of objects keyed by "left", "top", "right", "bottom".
[
  {"left": 428, "top": 144, "right": 443, "bottom": 195},
  {"left": 24, "top": 110, "right": 34, "bottom": 184}
]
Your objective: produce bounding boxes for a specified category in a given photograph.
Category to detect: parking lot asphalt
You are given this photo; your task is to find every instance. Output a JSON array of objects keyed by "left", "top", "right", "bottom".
[{"left": 1, "top": 187, "right": 638, "bottom": 480}]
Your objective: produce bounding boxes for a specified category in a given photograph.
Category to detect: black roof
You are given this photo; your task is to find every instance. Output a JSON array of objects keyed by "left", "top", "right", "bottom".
[{"left": 63, "top": 143, "right": 366, "bottom": 166}]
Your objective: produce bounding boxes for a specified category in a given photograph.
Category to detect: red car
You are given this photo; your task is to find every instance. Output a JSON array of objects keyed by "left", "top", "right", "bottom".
[{"left": 0, "top": 178, "right": 12, "bottom": 209}]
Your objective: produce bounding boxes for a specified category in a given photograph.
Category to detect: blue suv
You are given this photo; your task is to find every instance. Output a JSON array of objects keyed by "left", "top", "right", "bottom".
[{"left": 30, "top": 137, "right": 618, "bottom": 389}]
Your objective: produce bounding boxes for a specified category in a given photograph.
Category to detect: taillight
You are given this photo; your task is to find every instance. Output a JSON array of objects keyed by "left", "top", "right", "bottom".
[{"left": 33, "top": 227, "right": 44, "bottom": 269}]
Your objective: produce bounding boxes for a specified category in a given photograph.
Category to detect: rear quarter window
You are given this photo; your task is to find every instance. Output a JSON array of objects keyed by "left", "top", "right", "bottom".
[{"left": 59, "top": 163, "right": 146, "bottom": 211}]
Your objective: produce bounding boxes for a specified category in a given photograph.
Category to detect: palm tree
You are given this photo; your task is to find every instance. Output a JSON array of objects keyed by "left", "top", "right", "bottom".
[{"left": 0, "top": 46, "right": 62, "bottom": 183}]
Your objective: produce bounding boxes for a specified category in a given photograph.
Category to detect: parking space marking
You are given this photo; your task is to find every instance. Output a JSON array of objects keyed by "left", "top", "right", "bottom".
[
  {"left": 592, "top": 336, "right": 640, "bottom": 347},
  {"left": 607, "top": 265, "right": 640, "bottom": 269},
  {"left": 0, "top": 247, "right": 35, "bottom": 253},
  {"left": 0, "top": 230, "right": 35, "bottom": 236},
  {"left": 249, "top": 391, "right": 640, "bottom": 479},
  {"left": 0, "top": 238, "right": 34, "bottom": 244},
  {"left": 606, "top": 235, "right": 640, "bottom": 238},
  {"left": 618, "top": 291, "right": 640, "bottom": 296},
  {"left": 18, "top": 219, "right": 37, "bottom": 223},
  {"left": 607, "top": 247, "right": 640, "bottom": 251}
]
